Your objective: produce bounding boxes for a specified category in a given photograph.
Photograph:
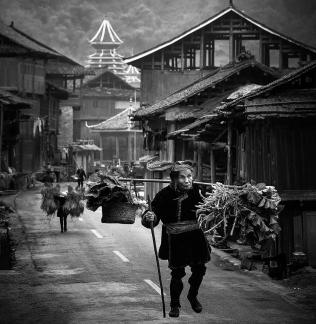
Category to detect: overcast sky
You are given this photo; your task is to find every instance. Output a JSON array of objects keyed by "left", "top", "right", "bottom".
[{"left": 1, "top": 0, "right": 316, "bottom": 64}]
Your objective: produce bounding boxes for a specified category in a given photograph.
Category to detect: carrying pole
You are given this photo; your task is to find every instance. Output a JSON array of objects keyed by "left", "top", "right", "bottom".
[{"left": 147, "top": 195, "right": 166, "bottom": 318}]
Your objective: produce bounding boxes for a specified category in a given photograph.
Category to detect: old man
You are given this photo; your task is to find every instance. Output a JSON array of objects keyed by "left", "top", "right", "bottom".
[{"left": 142, "top": 161, "right": 211, "bottom": 318}]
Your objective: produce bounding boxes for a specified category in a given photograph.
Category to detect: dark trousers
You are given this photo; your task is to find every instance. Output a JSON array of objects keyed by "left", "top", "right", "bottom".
[
  {"left": 170, "top": 264, "right": 206, "bottom": 307},
  {"left": 60, "top": 216, "right": 68, "bottom": 232},
  {"left": 77, "top": 178, "right": 84, "bottom": 188}
]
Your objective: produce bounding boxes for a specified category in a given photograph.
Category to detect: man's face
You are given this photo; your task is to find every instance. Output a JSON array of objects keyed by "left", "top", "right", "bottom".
[{"left": 177, "top": 169, "right": 193, "bottom": 191}]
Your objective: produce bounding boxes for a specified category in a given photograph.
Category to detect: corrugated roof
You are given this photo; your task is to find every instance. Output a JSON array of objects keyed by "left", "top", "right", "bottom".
[
  {"left": 134, "top": 61, "right": 277, "bottom": 119},
  {"left": 125, "top": 6, "right": 316, "bottom": 65}
]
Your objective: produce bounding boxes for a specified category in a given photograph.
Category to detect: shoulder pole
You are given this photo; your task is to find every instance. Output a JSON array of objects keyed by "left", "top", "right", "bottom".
[{"left": 147, "top": 195, "right": 166, "bottom": 318}]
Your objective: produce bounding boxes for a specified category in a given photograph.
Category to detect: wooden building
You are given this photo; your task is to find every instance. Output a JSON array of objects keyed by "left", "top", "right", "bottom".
[
  {"left": 170, "top": 61, "right": 316, "bottom": 267},
  {"left": 0, "top": 20, "right": 84, "bottom": 173},
  {"left": 127, "top": 1, "right": 316, "bottom": 197},
  {"left": 125, "top": 2, "right": 316, "bottom": 107},
  {"left": 74, "top": 70, "right": 140, "bottom": 154},
  {"left": 86, "top": 106, "right": 143, "bottom": 164}
]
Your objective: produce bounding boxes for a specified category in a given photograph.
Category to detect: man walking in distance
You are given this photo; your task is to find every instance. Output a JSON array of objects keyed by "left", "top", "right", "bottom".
[
  {"left": 142, "top": 162, "right": 211, "bottom": 318},
  {"left": 76, "top": 167, "right": 86, "bottom": 189}
]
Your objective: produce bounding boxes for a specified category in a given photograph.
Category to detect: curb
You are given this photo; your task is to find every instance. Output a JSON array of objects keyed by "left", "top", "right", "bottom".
[{"left": 211, "top": 247, "right": 241, "bottom": 267}]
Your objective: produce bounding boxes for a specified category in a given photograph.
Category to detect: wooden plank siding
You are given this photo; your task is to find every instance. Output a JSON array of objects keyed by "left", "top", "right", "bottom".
[
  {"left": 141, "top": 69, "right": 211, "bottom": 105},
  {"left": 238, "top": 118, "right": 316, "bottom": 190}
]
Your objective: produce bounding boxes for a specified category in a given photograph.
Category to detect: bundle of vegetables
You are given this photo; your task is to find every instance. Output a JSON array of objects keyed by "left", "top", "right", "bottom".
[
  {"left": 86, "top": 174, "right": 145, "bottom": 211},
  {"left": 196, "top": 182, "right": 282, "bottom": 248},
  {"left": 63, "top": 186, "right": 84, "bottom": 217},
  {"left": 40, "top": 184, "right": 60, "bottom": 215}
]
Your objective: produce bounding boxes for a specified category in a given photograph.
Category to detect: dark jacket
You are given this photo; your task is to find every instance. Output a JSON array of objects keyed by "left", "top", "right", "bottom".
[
  {"left": 142, "top": 184, "right": 210, "bottom": 267},
  {"left": 76, "top": 168, "right": 86, "bottom": 179}
]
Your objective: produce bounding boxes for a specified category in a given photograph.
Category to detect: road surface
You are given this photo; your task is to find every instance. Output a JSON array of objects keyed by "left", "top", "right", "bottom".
[{"left": 0, "top": 185, "right": 315, "bottom": 323}]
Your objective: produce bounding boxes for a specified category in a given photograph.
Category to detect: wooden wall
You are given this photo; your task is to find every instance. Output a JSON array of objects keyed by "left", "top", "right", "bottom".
[
  {"left": 237, "top": 118, "right": 316, "bottom": 190},
  {"left": 141, "top": 69, "right": 211, "bottom": 105},
  {"left": 0, "top": 58, "right": 45, "bottom": 94}
]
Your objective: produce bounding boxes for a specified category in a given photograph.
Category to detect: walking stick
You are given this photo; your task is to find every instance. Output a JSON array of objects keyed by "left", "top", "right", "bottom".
[{"left": 147, "top": 195, "right": 166, "bottom": 318}]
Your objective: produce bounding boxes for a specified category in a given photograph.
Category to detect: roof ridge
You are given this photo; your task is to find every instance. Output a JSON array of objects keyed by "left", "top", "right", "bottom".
[
  {"left": 125, "top": 5, "right": 316, "bottom": 64},
  {"left": 9, "top": 24, "right": 82, "bottom": 66}
]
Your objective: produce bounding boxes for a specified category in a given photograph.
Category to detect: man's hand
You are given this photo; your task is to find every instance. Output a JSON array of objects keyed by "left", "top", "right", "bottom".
[{"left": 144, "top": 211, "right": 156, "bottom": 223}]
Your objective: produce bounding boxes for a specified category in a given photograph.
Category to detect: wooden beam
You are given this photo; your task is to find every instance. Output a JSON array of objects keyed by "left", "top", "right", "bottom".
[
  {"left": 197, "top": 142, "right": 203, "bottom": 180},
  {"left": 259, "top": 33, "right": 263, "bottom": 64},
  {"left": 226, "top": 121, "right": 233, "bottom": 184},
  {"left": 210, "top": 146, "right": 216, "bottom": 183},
  {"left": 0, "top": 104, "right": 3, "bottom": 168},
  {"left": 181, "top": 40, "right": 184, "bottom": 72},
  {"left": 229, "top": 34, "right": 234, "bottom": 63},
  {"left": 115, "top": 136, "right": 119, "bottom": 158},
  {"left": 279, "top": 41, "right": 283, "bottom": 69},
  {"left": 200, "top": 31, "right": 205, "bottom": 69},
  {"left": 133, "top": 131, "right": 137, "bottom": 160}
]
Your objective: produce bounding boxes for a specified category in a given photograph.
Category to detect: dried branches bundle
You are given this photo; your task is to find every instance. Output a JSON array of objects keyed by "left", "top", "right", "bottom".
[{"left": 197, "top": 182, "right": 282, "bottom": 247}]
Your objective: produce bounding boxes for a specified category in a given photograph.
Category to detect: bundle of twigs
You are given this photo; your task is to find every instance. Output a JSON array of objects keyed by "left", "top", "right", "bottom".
[
  {"left": 86, "top": 174, "right": 148, "bottom": 212},
  {"left": 40, "top": 184, "right": 60, "bottom": 216},
  {"left": 197, "top": 182, "right": 282, "bottom": 247},
  {"left": 63, "top": 186, "right": 84, "bottom": 217}
]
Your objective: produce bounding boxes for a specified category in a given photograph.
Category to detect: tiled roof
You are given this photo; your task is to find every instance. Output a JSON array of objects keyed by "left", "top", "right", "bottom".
[
  {"left": 134, "top": 61, "right": 277, "bottom": 119},
  {"left": 0, "top": 20, "right": 83, "bottom": 75},
  {"left": 168, "top": 61, "right": 316, "bottom": 137},
  {"left": 0, "top": 20, "right": 59, "bottom": 56},
  {"left": 82, "top": 69, "right": 134, "bottom": 89},
  {"left": 0, "top": 89, "right": 32, "bottom": 108},
  {"left": 219, "top": 60, "right": 316, "bottom": 113},
  {"left": 86, "top": 108, "right": 136, "bottom": 131}
]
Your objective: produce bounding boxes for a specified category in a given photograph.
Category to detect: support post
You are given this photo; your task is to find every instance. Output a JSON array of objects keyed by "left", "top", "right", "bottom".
[
  {"left": 181, "top": 40, "right": 184, "bottom": 72},
  {"left": 229, "top": 34, "right": 234, "bottom": 63},
  {"left": 115, "top": 136, "right": 119, "bottom": 159},
  {"left": 197, "top": 142, "right": 203, "bottom": 181},
  {"left": 279, "top": 41, "right": 283, "bottom": 69},
  {"left": 128, "top": 133, "right": 133, "bottom": 162},
  {"left": 167, "top": 123, "right": 176, "bottom": 162},
  {"left": 99, "top": 133, "right": 103, "bottom": 164},
  {"left": 259, "top": 33, "right": 263, "bottom": 64},
  {"left": 161, "top": 50, "right": 164, "bottom": 71},
  {"left": 210, "top": 146, "right": 215, "bottom": 183},
  {"left": 227, "top": 121, "right": 233, "bottom": 185},
  {"left": 200, "top": 31, "right": 205, "bottom": 69},
  {"left": 0, "top": 104, "right": 3, "bottom": 168},
  {"left": 133, "top": 131, "right": 137, "bottom": 161}
]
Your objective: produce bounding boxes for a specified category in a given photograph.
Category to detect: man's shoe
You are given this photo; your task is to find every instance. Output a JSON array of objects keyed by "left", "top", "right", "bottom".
[
  {"left": 61, "top": 230, "right": 64, "bottom": 233},
  {"left": 169, "top": 307, "right": 180, "bottom": 317},
  {"left": 187, "top": 295, "right": 202, "bottom": 313}
]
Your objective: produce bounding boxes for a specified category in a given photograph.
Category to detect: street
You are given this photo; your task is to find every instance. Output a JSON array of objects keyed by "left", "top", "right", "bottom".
[{"left": 0, "top": 186, "right": 315, "bottom": 324}]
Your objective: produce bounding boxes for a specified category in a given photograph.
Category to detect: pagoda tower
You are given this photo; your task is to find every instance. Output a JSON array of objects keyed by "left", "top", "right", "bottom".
[
  {"left": 87, "top": 19, "right": 126, "bottom": 75},
  {"left": 86, "top": 19, "right": 140, "bottom": 87}
]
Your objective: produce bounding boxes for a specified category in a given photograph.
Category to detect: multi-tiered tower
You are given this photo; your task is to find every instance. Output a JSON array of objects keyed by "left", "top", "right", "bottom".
[{"left": 87, "top": 19, "right": 140, "bottom": 87}]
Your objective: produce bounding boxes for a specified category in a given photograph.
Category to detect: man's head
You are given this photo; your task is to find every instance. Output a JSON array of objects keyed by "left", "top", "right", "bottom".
[{"left": 170, "top": 161, "right": 194, "bottom": 192}]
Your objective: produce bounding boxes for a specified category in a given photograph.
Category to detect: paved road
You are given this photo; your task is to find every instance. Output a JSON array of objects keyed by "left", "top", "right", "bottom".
[{"left": 0, "top": 185, "right": 315, "bottom": 323}]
